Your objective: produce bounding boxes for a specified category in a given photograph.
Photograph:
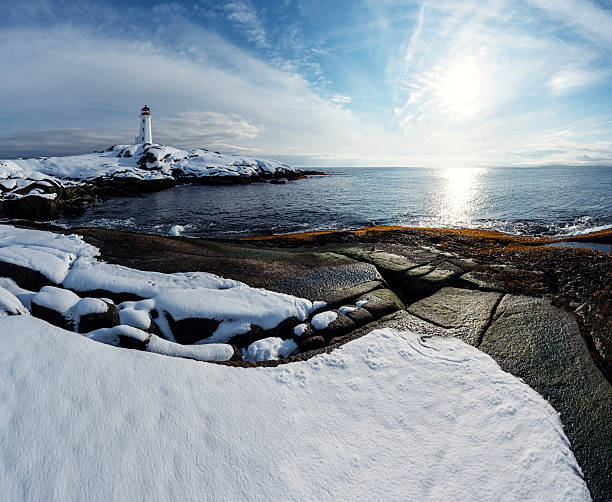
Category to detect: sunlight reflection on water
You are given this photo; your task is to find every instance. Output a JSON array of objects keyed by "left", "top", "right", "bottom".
[{"left": 435, "top": 167, "right": 486, "bottom": 227}]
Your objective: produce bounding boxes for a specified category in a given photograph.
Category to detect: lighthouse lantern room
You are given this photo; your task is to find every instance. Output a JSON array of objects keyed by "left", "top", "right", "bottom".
[{"left": 135, "top": 105, "right": 153, "bottom": 144}]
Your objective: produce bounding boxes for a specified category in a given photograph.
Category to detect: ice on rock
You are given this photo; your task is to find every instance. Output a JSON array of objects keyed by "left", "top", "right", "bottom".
[
  {"left": 339, "top": 305, "right": 357, "bottom": 314},
  {"left": 311, "top": 310, "right": 338, "bottom": 330}
]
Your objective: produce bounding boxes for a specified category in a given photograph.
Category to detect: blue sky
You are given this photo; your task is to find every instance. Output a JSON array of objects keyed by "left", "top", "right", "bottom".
[{"left": 0, "top": 0, "right": 611, "bottom": 166}]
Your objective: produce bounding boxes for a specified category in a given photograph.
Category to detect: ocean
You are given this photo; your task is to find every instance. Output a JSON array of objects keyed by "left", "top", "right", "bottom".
[{"left": 60, "top": 165, "right": 612, "bottom": 238}]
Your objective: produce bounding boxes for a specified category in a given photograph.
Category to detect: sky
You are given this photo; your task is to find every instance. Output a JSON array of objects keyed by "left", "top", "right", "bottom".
[{"left": 0, "top": 0, "right": 611, "bottom": 167}]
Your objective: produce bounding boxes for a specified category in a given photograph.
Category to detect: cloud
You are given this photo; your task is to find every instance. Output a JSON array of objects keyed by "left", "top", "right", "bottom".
[
  {"left": 331, "top": 95, "right": 352, "bottom": 103},
  {"left": 0, "top": 129, "right": 125, "bottom": 158},
  {"left": 224, "top": 1, "right": 269, "bottom": 48},
  {"left": 156, "top": 111, "right": 262, "bottom": 150},
  {"left": 548, "top": 68, "right": 603, "bottom": 95},
  {"left": 0, "top": 23, "right": 396, "bottom": 163}
]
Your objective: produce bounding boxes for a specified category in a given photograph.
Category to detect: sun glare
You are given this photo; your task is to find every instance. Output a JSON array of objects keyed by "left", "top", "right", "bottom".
[
  {"left": 435, "top": 58, "right": 485, "bottom": 118},
  {"left": 436, "top": 167, "right": 486, "bottom": 226}
]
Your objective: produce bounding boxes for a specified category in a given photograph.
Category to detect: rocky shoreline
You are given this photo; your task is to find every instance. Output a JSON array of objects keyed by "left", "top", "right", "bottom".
[
  {"left": 0, "top": 143, "right": 326, "bottom": 220},
  {"left": 0, "top": 223, "right": 610, "bottom": 500}
]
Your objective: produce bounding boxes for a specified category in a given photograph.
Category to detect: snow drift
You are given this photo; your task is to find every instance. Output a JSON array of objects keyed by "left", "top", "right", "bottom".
[{"left": 0, "top": 317, "right": 589, "bottom": 501}]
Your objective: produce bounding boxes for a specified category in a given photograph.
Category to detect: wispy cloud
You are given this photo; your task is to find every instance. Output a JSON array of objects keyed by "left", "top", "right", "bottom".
[
  {"left": 223, "top": 1, "right": 269, "bottom": 49},
  {"left": 331, "top": 95, "right": 352, "bottom": 104}
]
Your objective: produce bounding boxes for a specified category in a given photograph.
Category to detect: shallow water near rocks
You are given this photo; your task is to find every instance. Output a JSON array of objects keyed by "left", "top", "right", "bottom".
[{"left": 60, "top": 165, "right": 612, "bottom": 238}]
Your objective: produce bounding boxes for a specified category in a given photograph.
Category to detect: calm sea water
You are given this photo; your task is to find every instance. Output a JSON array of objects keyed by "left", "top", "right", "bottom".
[{"left": 60, "top": 166, "right": 612, "bottom": 238}]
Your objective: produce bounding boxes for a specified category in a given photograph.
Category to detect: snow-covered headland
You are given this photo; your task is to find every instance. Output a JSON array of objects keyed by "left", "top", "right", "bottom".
[
  {"left": 0, "top": 143, "right": 323, "bottom": 220},
  {"left": 0, "top": 222, "right": 595, "bottom": 500}
]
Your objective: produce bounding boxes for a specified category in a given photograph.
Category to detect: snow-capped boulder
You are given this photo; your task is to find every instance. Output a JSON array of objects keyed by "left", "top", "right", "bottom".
[
  {"left": 344, "top": 307, "right": 374, "bottom": 327},
  {"left": 75, "top": 298, "right": 119, "bottom": 334},
  {"left": 31, "top": 286, "right": 81, "bottom": 330},
  {"left": 311, "top": 310, "right": 355, "bottom": 341},
  {"left": 0, "top": 286, "right": 29, "bottom": 316},
  {"left": 243, "top": 337, "right": 299, "bottom": 362}
]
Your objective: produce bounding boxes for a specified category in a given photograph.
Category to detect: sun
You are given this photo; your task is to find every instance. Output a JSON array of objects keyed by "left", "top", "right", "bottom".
[{"left": 435, "top": 56, "right": 485, "bottom": 118}]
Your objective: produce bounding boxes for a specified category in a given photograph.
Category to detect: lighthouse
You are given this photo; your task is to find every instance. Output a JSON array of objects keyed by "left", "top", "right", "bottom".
[{"left": 135, "top": 105, "right": 153, "bottom": 144}]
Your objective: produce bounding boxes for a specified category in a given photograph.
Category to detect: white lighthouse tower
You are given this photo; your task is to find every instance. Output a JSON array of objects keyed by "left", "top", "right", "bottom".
[{"left": 135, "top": 105, "right": 153, "bottom": 144}]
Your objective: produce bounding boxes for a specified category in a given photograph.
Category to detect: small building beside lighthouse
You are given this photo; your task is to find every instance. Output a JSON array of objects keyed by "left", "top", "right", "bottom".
[{"left": 135, "top": 105, "right": 153, "bottom": 144}]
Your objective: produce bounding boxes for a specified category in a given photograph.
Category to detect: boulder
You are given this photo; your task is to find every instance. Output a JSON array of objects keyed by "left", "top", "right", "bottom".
[
  {"left": 311, "top": 310, "right": 355, "bottom": 341},
  {"left": 2, "top": 194, "right": 59, "bottom": 220},
  {"left": 345, "top": 307, "right": 373, "bottom": 327},
  {"left": 291, "top": 322, "right": 315, "bottom": 341},
  {"left": 265, "top": 316, "right": 301, "bottom": 339},
  {"left": 117, "top": 326, "right": 152, "bottom": 350},
  {"left": 31, "top": 286, "right": 80, "bottom": 331},
  {"left": 356, "top": 289, "right": 404, "bottom": 318},
  {"left": 229, "top": 324, "right": 265, "bottom": 348},
  {"left": 77, "top": 300, "right": 120, "bottom": 333},
  {"left": 0, "top": 261, "right": 53, "bottom": 293},
  {"left": 298, "top": 335, "right": 326, "bottom": 352},
  {"left": 0, "top": 286, "right": 29, "bottom": 316}
]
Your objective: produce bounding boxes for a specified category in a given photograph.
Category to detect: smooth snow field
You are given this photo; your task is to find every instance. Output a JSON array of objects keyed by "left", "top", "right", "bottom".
[{"left": 0, "top": 317, "right": 589, "bottom": 501}]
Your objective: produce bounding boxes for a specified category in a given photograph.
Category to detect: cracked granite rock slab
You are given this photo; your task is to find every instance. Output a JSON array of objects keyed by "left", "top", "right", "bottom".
[{"left": 406, "top": 287, "right": 503, "bottom": 346}]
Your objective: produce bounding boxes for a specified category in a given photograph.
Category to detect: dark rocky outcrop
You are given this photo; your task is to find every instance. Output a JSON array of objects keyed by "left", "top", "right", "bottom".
[
  {"left": 7, "top": 223, "right": 610, "bottom": 499},
  {"left": 356, "top": 289, "right": 404, "bottom": 318},
  {"left": 313, "top": 311, "right": 355, "bottom": 341},
  {"left": 229, "top": 324, "right": 265, "bottom": 348},
  {"left": 30, "top": 301, "right": 74, "bottom": 331},
  {"left": 344, "top": 307, "right": 373, "bottom": 327},
  {"left": 77, "top": 301, "right": 120, "bottom": 334},
  {"left": 166, "top": 313, "right": 220, "bottom": 345},
  {"left": 0, "top": 261, "right": 52, "bottom": 292},
  {"left": 298, "top": 335, "right": 326, "bottom": 351},
  {"left": 2, "top": 195, "right": 59, "bottom": 220}
]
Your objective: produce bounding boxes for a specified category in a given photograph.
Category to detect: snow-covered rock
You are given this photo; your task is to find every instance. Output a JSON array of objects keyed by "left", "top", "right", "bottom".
[
  {"left": 0, "top": 318, "right": 590, "bottom": 500},
  {"left": 0, "top": 224, "right": 321, "bottom": 344},
  {"left": 311, "top": 310, "right": 338, "bottom": 330},
  {"left": 244, "top": 337, "right": 299, "bottom": 361},
  {"left": 0, "top": 143, "right": 299, "bottom": 190},
  {"left": 0, "top": 286, "right": 29, "bottom": 316}
]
